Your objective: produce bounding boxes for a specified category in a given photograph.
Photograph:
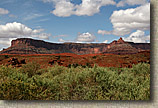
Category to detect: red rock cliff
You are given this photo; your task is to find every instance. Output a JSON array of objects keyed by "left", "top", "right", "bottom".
[{"left": 1, "top": 38, "right": 150, "bottom": 54}]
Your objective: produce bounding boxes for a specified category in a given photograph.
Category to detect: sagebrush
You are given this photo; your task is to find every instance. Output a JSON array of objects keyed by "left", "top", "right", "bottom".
[{"left": 0, "top": 62, "right": 150, "bottom": 100}]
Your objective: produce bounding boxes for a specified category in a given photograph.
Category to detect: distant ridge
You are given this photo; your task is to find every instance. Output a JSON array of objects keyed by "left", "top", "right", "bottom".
[{"left": 0, "top": 38, "right": 150, "bottom": 55}]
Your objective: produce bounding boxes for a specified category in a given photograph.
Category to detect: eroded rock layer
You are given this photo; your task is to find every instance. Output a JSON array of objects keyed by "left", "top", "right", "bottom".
[{"left": 0, "top": 38, "right": 150, "bottom": 55}]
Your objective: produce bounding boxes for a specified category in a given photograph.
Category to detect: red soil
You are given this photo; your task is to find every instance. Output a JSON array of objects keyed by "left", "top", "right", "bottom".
[{"left": 0, "top": 51, "right": 150, "bottom": 68}]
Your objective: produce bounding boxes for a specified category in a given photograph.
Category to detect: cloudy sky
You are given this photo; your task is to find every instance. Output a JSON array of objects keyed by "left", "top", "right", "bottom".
[{"left": 0, "top": 0, "right": 150, "bottom": 50}]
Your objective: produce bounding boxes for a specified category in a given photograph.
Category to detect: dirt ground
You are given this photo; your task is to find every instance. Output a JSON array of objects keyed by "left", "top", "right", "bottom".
[{"left": 0, "top": 51, "right": 150, "bottom": 68}]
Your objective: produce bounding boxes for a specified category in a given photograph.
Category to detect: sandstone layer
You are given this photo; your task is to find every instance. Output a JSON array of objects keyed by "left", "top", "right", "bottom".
[{"left": 0, "top": 38, "right": 150, "bottom": 55}]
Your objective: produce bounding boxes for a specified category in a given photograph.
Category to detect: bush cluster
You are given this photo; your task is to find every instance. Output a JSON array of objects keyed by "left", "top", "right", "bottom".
[{"left": 0, "top": 62, "right": 150, "bottom": 100}]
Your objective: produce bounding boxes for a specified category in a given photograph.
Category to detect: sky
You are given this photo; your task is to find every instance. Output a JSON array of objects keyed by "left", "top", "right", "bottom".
[{"left": 0, "top": 0, "right": 150, "bottom": 50}]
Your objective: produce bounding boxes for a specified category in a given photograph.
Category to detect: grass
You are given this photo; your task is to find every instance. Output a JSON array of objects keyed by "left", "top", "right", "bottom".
[{"left": 0, "top": 62, "right": 150, "bottom": 100}]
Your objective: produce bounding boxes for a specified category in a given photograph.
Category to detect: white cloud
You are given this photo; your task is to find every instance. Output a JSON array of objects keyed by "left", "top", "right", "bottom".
[
  {"left": 98, "top": 30, "right": 112, "bottom": 35},
  {"left": 98, "top": 3, "right": 150, "bottom": 36},
  {"left": 43, "top": 0, "right": 116, "bottom": 17},
  {"left": 0, "top": 22, "right": 51, "bottom": 48},
  {"left": 58, "top": 32, "right": 96, "bottom": 43},
  {"left": 51, "top": 0, "right": 75, "bottom": 17},
  {"left": 123, "top": 30, "right": 150, "bottom": 43},
  {"left": 32, "top": 33, "right": 51, "bottom": 40},
  {"left": 0, "top": 22, "right": 51, "bottom": 39},
  {"left": 58, "top": 38, "right": 73, "bottom": 43},
  {"left": 75, "top": 0, "right": 116, "bottom": 16},
  {"left": 0, "top": 8, "right": 9, "bottom": 15},
  {"left": 0, "top": 22, "right": 49, "bottom": 38},
  {"left": 117, "top": 0, "right": 148, "bottom": 7},
  {"left": 0, "top": 38, "right": 11, "bottom": 45},
  {"left": 76, "top": 32, "right": 96, "bottom": 42},
  {"left": 58, "top": 38, "right": 65, "bottom": 42},
  {"left": 23, "top": 13, "right": 43, "bottom": 21},
  {"left": 0, "top": 38, "right": 17, "bottom": 51},
  {"left": 103, "top": 40, "right": 108, "bottom": 43}
]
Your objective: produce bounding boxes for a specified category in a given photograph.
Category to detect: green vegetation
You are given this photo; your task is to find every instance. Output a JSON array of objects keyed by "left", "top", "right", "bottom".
[
  {"left": 0, "top": 62, "right": 150, "bottom": 100},
  {"left": 0, "top": 55, "right": 10, "bottom": 61},
  {"left": 4, "top": 55, "right": 9, "bottom": 58},
  {"left": 92, "top": 56, "right": 97, "bottom": 59},
  {"left": 68, "top": 63, "right": 92, "bottom": 68}
]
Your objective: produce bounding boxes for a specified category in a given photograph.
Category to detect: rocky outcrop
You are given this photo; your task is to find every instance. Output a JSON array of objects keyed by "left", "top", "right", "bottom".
[
  {"left": 8, "top": 58, "right": 26, "bottom": 67},
  {"left": 105, "top": 38, "right": 138, "bottom": 54},
  {"left": 0, "top": 38, "right": 150, "bottom": 55}
]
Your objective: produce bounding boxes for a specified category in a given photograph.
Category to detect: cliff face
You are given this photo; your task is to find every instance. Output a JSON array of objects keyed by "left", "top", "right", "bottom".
[{"left": 0, "top": 38, "right": 150, "bottom": 54}]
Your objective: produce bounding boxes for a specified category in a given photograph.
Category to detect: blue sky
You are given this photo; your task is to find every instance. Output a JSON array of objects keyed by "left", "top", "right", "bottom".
[{"left": 0, "top": 0, "right": 150, "bottom": 50}]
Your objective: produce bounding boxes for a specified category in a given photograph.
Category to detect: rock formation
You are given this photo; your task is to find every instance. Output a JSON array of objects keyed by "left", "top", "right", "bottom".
[{"left": 0, "top": 38, "right": 150, "bottom": 55}]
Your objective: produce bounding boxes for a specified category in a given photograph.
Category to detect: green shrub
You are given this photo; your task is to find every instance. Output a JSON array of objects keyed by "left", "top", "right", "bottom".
[
  {"left": 92, "top": 56, "right": 97, "bottom": 59},
  {"left": 0, "top": 65, "right": 16, "bottom": 79},
  {"left": 86, "top": 63, "right": 91, "bottom": 68},
  {"left": 4, "top": 55, "right": 9, "bottom": 58},
  {"left": 19, "top": 62, "right": 41, "bottom": 77},
  {"left": 0, "top": 63, "right": 150, "bottom": 100}
]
